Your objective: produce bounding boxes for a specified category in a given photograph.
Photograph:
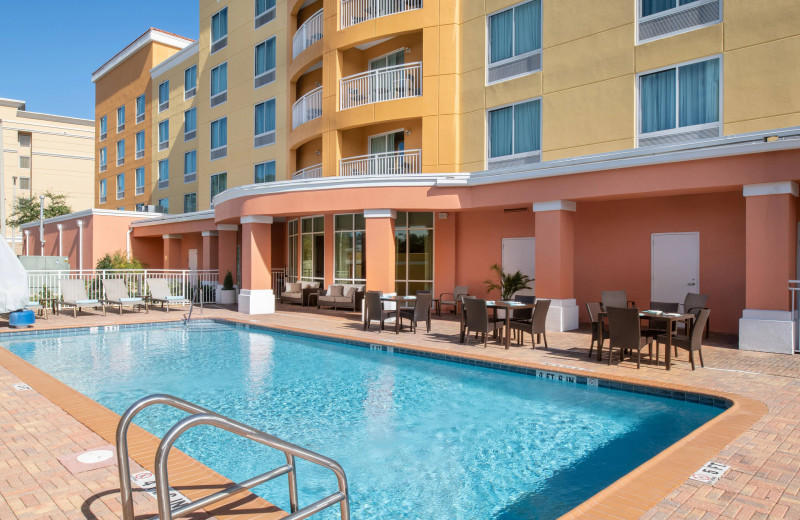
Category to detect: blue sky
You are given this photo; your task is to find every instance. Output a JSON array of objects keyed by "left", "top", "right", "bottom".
[{"left": 0, "top": 1, "right": 198, "bottom": 120}]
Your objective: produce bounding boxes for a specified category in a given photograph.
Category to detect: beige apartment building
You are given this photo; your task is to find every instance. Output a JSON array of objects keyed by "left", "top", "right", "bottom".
[{"left": 0, "top": 98, "right": 94, "bottom": 252}]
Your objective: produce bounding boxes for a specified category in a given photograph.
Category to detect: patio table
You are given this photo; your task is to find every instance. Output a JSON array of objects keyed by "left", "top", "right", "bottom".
[
  {"left": 597, "top": 311, "right": 695, "bottom": 370},
  {"left": 380, "top": 295, "right": 418, "bottom": 334},
  {"left": 460, "top": 301, "right": 536, "bottom": 350}
]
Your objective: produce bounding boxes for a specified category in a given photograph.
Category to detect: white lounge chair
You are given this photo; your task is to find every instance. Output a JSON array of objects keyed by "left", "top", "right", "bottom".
[
  {"left": 60, "top": 279, "right": 106, "bottom": 318},
  {"left": 146, "top": 278, "right": 191, "bottom": 312},
  {"left": 103, "top": 279, "right": 148, "bottom": 315}
]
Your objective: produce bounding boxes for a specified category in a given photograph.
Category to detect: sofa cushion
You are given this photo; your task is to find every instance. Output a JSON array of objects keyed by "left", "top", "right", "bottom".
[
  {"left": 327, "top": 285, "right": 344, "bottom": 297},
  {"left": 283, "top": 291, "right": 302, "bottom": 299},
  {"left": 286, "top": 282, "right": 301, "bottom": 293},
  {"left": 344, "top": 286, "right": 358, "bottom": 298},
  {"left": 301, "top": 281, "right": 320, "bottom": 289},
  {"left": 318, "top": 295, "right": 338, "bottom": 303},
  {"left": 333, "top": 296, "right": 352, "bottom": 304}
]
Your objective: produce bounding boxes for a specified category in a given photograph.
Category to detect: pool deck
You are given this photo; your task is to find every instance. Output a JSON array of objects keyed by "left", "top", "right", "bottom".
[{"left": 0, "top": 304, "right": 798, "bottom": 520}]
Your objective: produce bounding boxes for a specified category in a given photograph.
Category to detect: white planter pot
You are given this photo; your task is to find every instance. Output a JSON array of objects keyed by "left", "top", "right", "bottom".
[{"left": 220, "top": 289, "right": 236, "bottom": 305}]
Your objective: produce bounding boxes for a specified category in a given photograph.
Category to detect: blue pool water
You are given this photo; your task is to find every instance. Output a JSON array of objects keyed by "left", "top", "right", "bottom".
[{"left": 2, "top": 321, "right": 720, "bottom": 519}]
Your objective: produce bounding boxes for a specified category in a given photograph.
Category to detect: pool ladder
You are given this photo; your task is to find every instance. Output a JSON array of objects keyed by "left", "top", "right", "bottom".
[{"left": 116, "top": 394, "right": 351, "bottom": 520}]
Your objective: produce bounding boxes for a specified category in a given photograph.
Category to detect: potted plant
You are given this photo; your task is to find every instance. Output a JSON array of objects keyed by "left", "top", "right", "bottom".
[
  {"left": 484, "top": 264, "right": 533, "bottom": 301},
  {"left": 220, "top": 271, "right": 236, "bottom": 304}
]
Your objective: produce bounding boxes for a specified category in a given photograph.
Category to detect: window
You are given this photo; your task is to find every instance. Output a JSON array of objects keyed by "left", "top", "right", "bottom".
[
  {"left": 158, "top": 159, "right": 169, "bottom": 189},
  {"left": 99, "top": 179, "right": 107, "bottom": 204},
  {"left": 99, "top": 116, "right": 107, "bottom": 140},
  {"left": 395, "top": 212, "right": 434, "bottom": 296},
  {"left": 255, "top": 0, "right": 277, "bottom": 28},
  {"left": 136, "top": 203, "right": 145, "bottom": 211},
  {"left": 254, "top": 37, "right": 276, "bottom": 87},
  {"left": 116, "top": 173, "right": 125, "bottom": 199},
  {"left": 135, "top": 130, "right": 145, "bottom": 159},
  {"left": 488, "top": 98, "right": 541, "bottom": 163},
  {"left": 301, "top": 216, "right": 325, "bottom": 281},
  {"left": 639, "top": 57, "right": 721, "bottom": 145},
  {"left": 254, "top": 161, "right": 275, "bottom": 183},
  {"left": 19, "top": 156, "right": 30, "bottom": 169},
  {"left": 184, "top": 150, "right": 197, "bottom": 182},
  {"left": 19, "top": 177, "right": 31, "bottom": 190},
  {"left": 210, "top": 172, "right": 227, "bottom": 203},
  {"left": 136, "top": 95, "right": 145, "bottom": 123},
  {"left": 99, "top": 147, "right": 107, "bottom": 171},
  {"left": 287, "top": 219, "right": 298, "bottom": 280},
  {"left": 184, "top": 108, "right": 197, "bottom": 141},
  {"left": 117, "top": 139, "right": 125, "bottom": 166},
  {"left": 254, "top": 99, "right": 276, "bottom": 147},
  {"left": 210, "top": 63, "right": 228, "bottom": 106},
  {"left": 158, "top": 198, "right": 169, "bottom": 214},
  {"left": 117, "top": 105, "right": 125, "bottom": 132},
  {"left": 184, "top": 65, "right": 197, "bottom": 99},
  {"left": 184, "top": 192, "right": 197, "bottom": 213},
  {"left": 211, "top": 7, "right": 228, "bottom": 51},
  {"left": 211, "top": 117, "right": 227, "bottom": 159},
  {"left": 135, "top": 167, "right": 145, "bottom": 195},
  {"left": 334, "top": 214, "right": 366, "bottom": 284},
  {"left": 158, "top": 120, "right": 169, "bottom": 150},
  {"left": 487, "top": 0, "right": 542, "bottom": 83},
  {"left": 18, "top": 133, "right": 31, "bottom": 147},
  {"left": 158, "top": 80, "right": 169, "bottom": 112}
]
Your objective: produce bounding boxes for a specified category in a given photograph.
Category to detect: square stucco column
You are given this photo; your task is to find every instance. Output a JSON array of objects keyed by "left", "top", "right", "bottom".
[
  {"left": 533, "top": 201, "right": 579, "bottom": 331},
  {"left": 162, "top": 235, "right": 183, "bottom": 270},
  {"left": 365, "top": 209, "right": 396, "bottom": 293},
  {"left": 238, "top": 216, "right": 275, "bottom": 314},
  {"left": 202, "top": 231, "right": 219, "bottom": 271},
  {"left": 740, "top": 182, "right": 798, "bottom": 354}
]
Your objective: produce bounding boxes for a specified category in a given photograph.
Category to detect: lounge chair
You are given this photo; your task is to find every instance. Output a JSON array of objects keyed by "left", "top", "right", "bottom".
[
  {"left": 463, "top": 298, "right": 504, "bottom": 348},
  {"left": 601, "top": 290, "right": 636, "bottom": 310},
  {"left": 510, "top": 299, "right": 550, "bottom": 349},
  {"left": 399, "top": 292, "right": 432, "bottom": 334},
  {"left": 25, "top": 299, "right": 48, "bottom": 320},
  {"left": 103, "top": 279, "right": 148, "bottom": 315},
  {"left": 60, "top": 279, "right": 106, "bottom": 318},
  {"left": 364, "top": 291, "right": 393, "bottom": 332},
  {"left": 605, "top": 307, "right": 654, "bottom": 369},
  {"left": 585, "top": 302, "right": 608, "bottom": 358},
  {"left": 146, "top": 278, "right": 191, "bottom": 312},
  {"left": 656, "top": 308, "right": 710, "bottom": 370},
  {"left": 440, "top": 285, "right": 469, "bottom": 315}
]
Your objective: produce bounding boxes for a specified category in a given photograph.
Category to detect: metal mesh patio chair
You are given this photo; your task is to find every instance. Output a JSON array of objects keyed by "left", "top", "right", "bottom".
[
  {"left": 440, "top": 285, "right": 469, "bottom": 314},
  {"left": 601, "top": 290, "right": 636, "bottom": 310},
  {"left": 683, "top": 293, "right": 710, "bottom": 338},
  {"left": 364, "top": 291, "right": 394, "bottom": 332}
]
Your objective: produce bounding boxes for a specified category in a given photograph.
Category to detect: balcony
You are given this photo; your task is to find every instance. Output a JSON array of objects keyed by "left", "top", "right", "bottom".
[
  {"left": 293, "top": 164, "right": 323, "bottom": 180},
  {"left": 339, "top": 149, "right": 420, "bottom": 176},
  {"left": 292, "top": 87, "right": 322, "bottom": 129},
  {"left": 340, "top": 62, "right": 422, "bottom": 110},
  {"left": 293, "top": 9, "right": 323, "bottom": 59},
  {"left": 340, "top": 0, "right": 422, "bottom": 29}
]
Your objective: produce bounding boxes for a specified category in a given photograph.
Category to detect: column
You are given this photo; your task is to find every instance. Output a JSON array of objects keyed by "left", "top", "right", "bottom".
[
  {"left": 533, "top": 200, "right": 579, "bottom": 331},
  {"left": 739, "top": 181, "right": 798, "bottom": 354},
  {"left": 162, "top": 234, "right": 183, "bottom": 269},
  {"left": 364, "top": 209, "right": 396, "bottom": 292},
  {"left": 202, "top": 231, "right": 219, "bottom": 270},
  {"left": 237, "top": 216, "right": 275, "bottom": 314}
]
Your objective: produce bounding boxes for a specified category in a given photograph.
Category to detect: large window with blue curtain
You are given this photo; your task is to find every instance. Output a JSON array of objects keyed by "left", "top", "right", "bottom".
[
  {"left": 158, "top": 159, "right": 169, "bottom": 183},
  {"left": 136, "top": 95, "right": 145, "bottom": 120},
  {"left": 211, "top": 118, "right": 227, "bottom": 151},
  {"left": 184, "top": 192, "right": 197, "bottom": 213},
  {"left": 158, "top": 81, "right": 169, "bottom": 106},
  {"left": 99, "top": 147, "right": 107, "bottom": 168},
  {"left": 158, "top": 120, "right": 169, "bottom": 145},
  {"left": 488, "top": 98, "right": 541, "bottom": 159},
  {"left": 641, "top": 0, "right": 699, "bottom": 17},
  {"left": 255, "top": 37, "right": 276, "bottom": 81},
  {"left": 135, "top": 167, "right": 145, "bottom": 193},
  {"left": 211, "top": 8, "right": 228, "bottom": 43},
  {"left": 116, "top": 139, "right": 125, "bottom": 164},
  {"left": 211, "top": 63, "right": 228, "bottom": 96},
  {"left": 135, "top": 131, "right": 145, "bottom": 155},
  {"left": 184, "top": 65, "right": 197, "bottom": 92},
  {"left": 184, "top": 151, "right": 197, "bottom": 179},
  {"left": 211, "top": 172, "right": 227, "bottom": 202},
  {"left": 639, "top": 57, "right": 720, "bottom": 135},
  {"left": 488, "top": 0, "right": 542, "bottom": 64},
  {"left": 256, "top": 0, "right": 276, "bottom": 16},
  {"left": 185, "top": 108, "right": 197, "bottom": 137},
  {"left": 99, "top": 116, "right": 107, "bottom": 139},
  {"left": 116, "top": 106, "right": 125, "bottom": 130},
  {"left": 116, "top": 173, "right": 125, "bottom": 199},
  {"left": 99, "top": 179, "right": 107, "bottom": 203},
  {"left": 255, "top": 99, "right": 276, "bottom": 138},
  {"left": 254, "top": 161, "right": 276, "bottom": 183}
]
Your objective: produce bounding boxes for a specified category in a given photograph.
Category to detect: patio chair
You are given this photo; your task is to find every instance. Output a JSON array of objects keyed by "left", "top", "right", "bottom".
[
  {"left": 146, "top": 278, "right": 191, "bottom": 313},
  {"left": 683, "top": 293, "right": 710, "bottom": 338},
  {"left": 585, "top": 302, "right": 608, "bottom": 358},
  {"left": 509, "top": 294, "right": 536, "bottom": 341},
  {"left": 440, "top": 285, "right": 469, "bottom": 315},
  {"left": 399, "top": 292, "right": 432, "bottom": 334},
  {"left": 60, "top": 279, "right": 106, "bottom": 318},
  {"left": 605, "top": 307, "right": 654, "bottom": 369},
  {"left": 656, "top": 308, "right": 710, "bottom": 370},
  {"left": 364, "top": 291, "right": 394, "bottom": 332},
  {"left": 510, "top": 299, "right": 550, "bottom": 350},
  {"left": 463, "top": 298, "right": 504, "bottom": 348},
  {"left": 601, "top": 290, "right": 636, "bottom": 310},
  {"left": 25, "top": 299, "right": 47, "bottom": 320},
  {"left": 640, "top": 301, "right": 679, "bottom": 342},
  {"left": 103, "top": 279, "right": 148, "bottom": 315}
]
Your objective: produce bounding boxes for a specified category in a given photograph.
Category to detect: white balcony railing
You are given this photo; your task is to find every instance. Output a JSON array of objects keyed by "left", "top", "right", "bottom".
[
  {"left": 339, "top": 149, "right": 421, "bottom": 176},
  {"left": 340, "top": 62, "right": 422, "bottom": 110},
  {"left": 293, "top": 164, "right": 323, "bottom": 180},
  {"left": 340, "top": 0, "right": 421, "bottom": 29},
  {"left": 292, "top": 87, "right": 323, "bottom": 129},
  {"left": 292, "top": 9, "right": 323, "bottom": 59}
]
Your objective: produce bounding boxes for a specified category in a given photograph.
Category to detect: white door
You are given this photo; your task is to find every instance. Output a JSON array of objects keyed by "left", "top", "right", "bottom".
[
  {"left": 651, "top": 232, "right": 699, "bottom": 305},
  {"left": 502, "top": 237, "right": 535, "bottom": 296},
  {"left": 188, "top": 249, "right": 198, "bottom": 272}
]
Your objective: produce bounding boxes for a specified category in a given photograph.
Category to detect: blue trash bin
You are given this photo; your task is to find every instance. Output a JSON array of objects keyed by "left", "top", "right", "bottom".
[{"left": 9, "top": 310, "right": 35, "bottom": 328}]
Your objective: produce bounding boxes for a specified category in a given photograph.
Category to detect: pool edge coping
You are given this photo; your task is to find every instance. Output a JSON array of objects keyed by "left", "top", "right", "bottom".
[{"left": 0, "top": 317, "right": 768, "bottom": 520}]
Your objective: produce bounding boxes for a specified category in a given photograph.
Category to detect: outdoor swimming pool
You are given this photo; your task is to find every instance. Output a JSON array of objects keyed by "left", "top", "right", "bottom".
[{"left": 2, "top": 321, "right": 722, "bottom": 519}]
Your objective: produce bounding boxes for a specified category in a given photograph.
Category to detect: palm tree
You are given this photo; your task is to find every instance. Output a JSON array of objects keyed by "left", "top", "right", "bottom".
[{"left": 484, "top": 264, "right": 533, "bottom": 300}]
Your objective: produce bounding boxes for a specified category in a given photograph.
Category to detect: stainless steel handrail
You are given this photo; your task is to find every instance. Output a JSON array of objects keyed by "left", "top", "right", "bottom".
[{"left": 116, "top": 394, "right": 350, "bottom": 520}]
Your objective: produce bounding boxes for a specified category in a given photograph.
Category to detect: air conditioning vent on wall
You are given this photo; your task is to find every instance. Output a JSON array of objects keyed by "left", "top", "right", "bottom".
[
  {"left": 210, "top": 92, "right": 227, "bottom": 108},
  {"left": 488, "top": 153, "right": 541, "bottom": 171},
  {"left": 254, "top": 70, "right": 275, "bottom": 89},
  {"left": 487, "top": 51, "right": 542, "bottom": 84},
  {"left": 159, "top": 141, "right": 168, "bottom": 151},
  {"left": 159, "top": 101, "right": 169, "bottom": 112},
  {"left": 184, "top": 173, "right": 197, "bottom": 184},
  {"left": 254, "top": 132, "right": 276, "bottom": 148},
  {"left": 211, "top": 36, "right": 227, "bottom": 54},
  {"left": 136, "top": 113, "right": 145, "bottom": 124},
  {"left": 210, "top": 147, "right": 227, "bottom": 160},
  {"left": 638, "top": 126, "right": 721, "bottom": 147},
  {"left": 158, "top": 179, "right": 169, "bottom": 190},
  {"left": 639, "top": 0, "right": 720, "bottom": 42},
  {"left": 184, "top": 130, "right": 196, "bottom": 141},
  {"left": 255, "top": 8, "right": 276, "bottom": 29},
  {"left": 136, "top": 150, "right": 144, "bottom": 160},
  {"left": 184, "top": 87, "right": 196, "bottom": 100}
]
